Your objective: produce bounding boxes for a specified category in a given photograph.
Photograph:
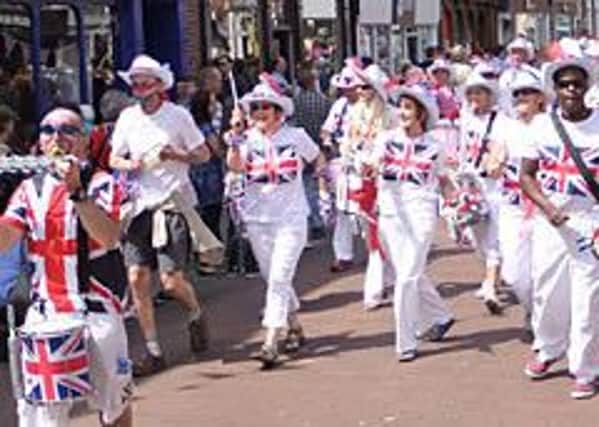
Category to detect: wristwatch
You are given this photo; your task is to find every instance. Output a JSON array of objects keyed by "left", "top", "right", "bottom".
[{"left": 69, "top": 187, "right": 88, "bottom": 203}]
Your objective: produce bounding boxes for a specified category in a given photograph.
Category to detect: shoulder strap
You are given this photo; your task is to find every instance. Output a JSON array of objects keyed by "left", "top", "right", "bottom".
[
  {"left": 549, "top": 110, "right": 599, "bottom": 203},
  {"left": 76, "top": 164, "right": 95, "bottom": 293},
  {"left": 474, "top": 110, "right": 498, "bottom": 169}
]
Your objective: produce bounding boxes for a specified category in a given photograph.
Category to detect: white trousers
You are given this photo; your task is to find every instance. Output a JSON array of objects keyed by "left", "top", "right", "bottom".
[
  {"left": 531, "top": 211, "right": 599, "bottom": 383},
  {"left": 18, "top": 307, "right": 132, "bottom": 427},
  {"left": 363, "top": 240, "right": 395, "bottom": 307},
  {"left": 332, "top": 211, "right": 356, "bottom": 261},
  {"left": 379, "top": 200, "right": 453, "bottom": 353},
  {"left": 246, "top": 218, "right": 307, "bottom": 329},
  {"left": 470, "top": 195, "right": 501, "bottom": 268},
  {"left": 498, "top": 204, "right": 533, "bottom": 313}
]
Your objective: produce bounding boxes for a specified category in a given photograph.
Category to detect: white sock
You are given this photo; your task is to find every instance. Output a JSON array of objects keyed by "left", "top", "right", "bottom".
[
  {"left": 146, "top": 340, "right": 162, "bottom": 357},
  {"left": 188, "top": 307, "right": 202, "bottom": 323}
]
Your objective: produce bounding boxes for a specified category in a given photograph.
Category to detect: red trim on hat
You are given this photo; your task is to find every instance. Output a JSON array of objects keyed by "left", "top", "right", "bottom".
[{"left": 259, "top": 73, "right": 284, "bottom": 95}]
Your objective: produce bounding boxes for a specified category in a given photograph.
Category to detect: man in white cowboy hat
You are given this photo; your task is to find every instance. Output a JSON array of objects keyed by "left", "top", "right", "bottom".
[
  {"left": 109, "top": 54, "right": 212, "bottom": 376},
  {"left": 498, "top": 36, "right": 538, "bottom": 115},
  {"left": 459, "top": 70, "right": 511, "bottom": 314},
  {"left": 321, "top": 63, "right": 362, "bottom": 272},
  {"left": 520, "top": 39, "right": 599, "bottom": 399}
]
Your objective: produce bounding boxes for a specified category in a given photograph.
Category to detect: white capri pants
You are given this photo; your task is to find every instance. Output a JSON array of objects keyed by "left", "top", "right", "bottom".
[
  {"left": 332, "top": 211, "right": 356, "bottom": 262},
  {"left": 246, "top": 217, "right": 307, "bottom": 329},
  {"left": 379, "top": 199, "right": 453, "bottom": 353},
  {"left": 470, "top": 193, "right": 502, "bottom": 268},
  {"left": 531, "top": 208, "right": 599, "bottom": 383},
  {"left": 18, "top": 306, "right": 133, "bottom": 427},
  {"left": 498, "top": 204, "right": 533, "bottom": 312}
]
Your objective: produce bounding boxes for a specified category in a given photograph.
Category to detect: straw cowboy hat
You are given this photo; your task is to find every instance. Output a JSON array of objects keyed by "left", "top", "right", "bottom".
[
  {"left": 543, "top": 38, "right": 591, "bottom": 87},
  {"left": 395, "top": 84, "right": 440, "bottom": 131},
  {"left": 507, "top": 36, "right": 535, "bottom": 60},
  {"left": 509, "top": 69, "right": 545, "bottom": 98},
  {"left": 331, "top": 65, "right": 362, "bottom": 89},
  {"left": 118, "top": 54, "right": 175, "bottom": 90},
  {"left": 428, "top": 58, "right": 454, "bottom": 80},
  {"left": 464, "top": 69, "right": 499, "bottom": 101},
  {"left": 240, "top": 72, "right": 294, "bottom": 117},
  {"left": 349, "top": 62, "right": 391, "bottom": 101}
]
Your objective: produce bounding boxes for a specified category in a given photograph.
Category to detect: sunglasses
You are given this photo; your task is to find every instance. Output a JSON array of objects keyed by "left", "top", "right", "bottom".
[
  {"left": 513, "top": 88, "right": 540, "bottom": 98},
  {"left": 250, "top": 102, "right": 275, "bottom": 112},
  {"left": 39, "top": 124, "right": 82, "bottom": 137},
  {"left": 555, "top": 79, "right": 586, "bottom": 90},
  {"left": 480, "top": 72, "right": 499, "bottom": 80},
  {"left": 358, "top": 85, "right": 373, "bottom": 91}
]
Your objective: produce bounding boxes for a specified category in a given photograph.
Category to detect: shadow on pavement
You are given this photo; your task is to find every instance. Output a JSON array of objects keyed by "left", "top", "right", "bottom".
[{"left": 299, "top": 290, "right": 363, "bottom": 313}]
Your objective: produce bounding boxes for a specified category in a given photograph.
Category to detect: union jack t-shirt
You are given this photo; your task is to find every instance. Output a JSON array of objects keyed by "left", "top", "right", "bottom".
[
  {"left": 371, "top": 130, "right": 447, "bottom": 214},
  {"left": 239, "top": 126, "right": 319, "bottom": 223},
  {"left": 520, "top": 110, "right": 599, "bottom": 208},
  {"left": 1, "top": 171, "right": 122, "bottom": 314}
]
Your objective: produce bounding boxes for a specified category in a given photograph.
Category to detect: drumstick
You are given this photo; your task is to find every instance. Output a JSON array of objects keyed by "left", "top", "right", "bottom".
[
  {"left": 7, "top": 304, "right": 24, "bottom": 399},
  {"left": 229, "top": 70, "right": 239, "bottom": 106}
]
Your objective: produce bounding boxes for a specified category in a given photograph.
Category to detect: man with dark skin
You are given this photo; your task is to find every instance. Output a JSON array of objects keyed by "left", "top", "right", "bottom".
[{"left": 519, "top": 58, "right": 599, "bottom": 400}]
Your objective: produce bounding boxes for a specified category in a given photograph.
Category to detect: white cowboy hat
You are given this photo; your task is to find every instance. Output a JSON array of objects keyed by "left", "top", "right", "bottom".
[
  {"left": 331, "top": 66, "right": 362, "bottom": 89},
  {"left": 507, "top": 36, "right": 535, "bottom": 60},
  {"left": 395, "top": 84, "right": 439, "bottom": 131},
  {"left": 543, "top": 38, "right": 591, "bottom": 87},
  {"left": 351, "top": 63, "right": 391, "bottom": 101},
  {"left": 118, "top": 54, "right": 174, "bottom": 90},
  {"left": 464, "top": 71, "right": 499, "bottom": 100},
  {"left": 240, "top": 73, "right": 294, "bottom": 117},
  {"left": 428, "top": 58, "right": 454, "bottom": 80},
  {"left": 509, "top": 69, "right": 544, "bottom": 98}
]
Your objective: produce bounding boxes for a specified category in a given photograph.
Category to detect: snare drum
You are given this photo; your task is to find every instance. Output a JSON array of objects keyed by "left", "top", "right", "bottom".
[{"left": 19, "top": 318, "right": 92, "bottom": 404}]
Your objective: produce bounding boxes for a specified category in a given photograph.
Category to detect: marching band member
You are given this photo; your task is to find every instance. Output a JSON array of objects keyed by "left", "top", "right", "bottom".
[
  {"left": 520, "top": 40, "right": 599, "bottom": 399},
  {"left": 487, "top": 70, "right": 546, "bottom": 341},
  {"left": 459, "top": 71, "right": 511, "bottom": 314},
  {"left": 226, "top": 76, "right": 323, "bottom": 369},
  {"left": 366, "top": 84, "right": 455, "bottom": 362},
  {"left": 345, "top": 62, "right": 398, "bottom": 310},
  {"left": 0, "top": 107, "right": 133, "bottom": 426},
  {"left": 109, "top": 54, "right": 212, "bottom": 376},
  {"left": 321, "top": 65, "right": 362, "bottom": 272}
]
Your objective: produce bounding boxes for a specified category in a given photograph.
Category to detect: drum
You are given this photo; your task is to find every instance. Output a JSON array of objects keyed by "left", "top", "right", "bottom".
[{"left": 19, "top": 318, "right": 92, "bottom": 404}]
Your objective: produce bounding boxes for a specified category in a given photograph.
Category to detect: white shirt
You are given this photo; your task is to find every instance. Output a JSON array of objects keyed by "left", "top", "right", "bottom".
[
  {"left": 371, "top": 129, "right": 447, "bottom": 214},
  {"left": 520, "top": 110, "right": 599, "bottom": 210},
  {"left": 496, "top": 118, "right": 531, "bottom": 206},
  {"left": 459, "top": 109, "right": 510, "bottom": 196},
  {"left": 111, "top": 102, "right": 205, "bottom": 210},
  {"left": 239, "top": 125, "right": 319, "bottom": 223},
  {"left": 321, "top": 97, "right": 354, "bottom": 143}
]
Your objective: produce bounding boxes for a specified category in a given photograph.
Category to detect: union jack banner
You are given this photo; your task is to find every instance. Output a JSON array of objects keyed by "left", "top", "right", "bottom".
[
  {"left": 246, "top": 144, "right": 300, "bottom": 185},
  {"left": 380, "top": 140, "right": 437, "bottom": 185},
  {"left": 538, "top": 144, "right": 599, "bottom": 199},
  {"left": 21, "top": 326, "right": 92, "bottom": 403}
]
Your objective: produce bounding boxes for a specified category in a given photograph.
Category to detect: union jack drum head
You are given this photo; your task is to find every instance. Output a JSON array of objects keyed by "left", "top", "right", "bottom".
[{"left": 19, "top": 319, "right": 92, "bottom": 404}]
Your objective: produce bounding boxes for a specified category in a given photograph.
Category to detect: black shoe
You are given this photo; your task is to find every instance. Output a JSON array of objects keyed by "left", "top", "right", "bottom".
[
  {"left": 133, "top": 352, "right": 166, "bottom": 378},
  {"left": 258, "top": 345, "right": 279, "bottom": 370},
  {"left": 420, "top": 318, "right": 455, "bottom": 342},
  {"left": 189, "top": 315, "right": 209, "bottom": 354},
  {"left": 283, "top": 328, "right": 306, "bottom": 353},
  {"left": 484, "top": 298, "right": 503, "bottom": 315}
]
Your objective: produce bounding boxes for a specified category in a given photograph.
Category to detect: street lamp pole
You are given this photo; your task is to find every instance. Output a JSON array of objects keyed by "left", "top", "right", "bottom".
[{"left": 548, "top": 0, "right": 556, "bottom": 40}]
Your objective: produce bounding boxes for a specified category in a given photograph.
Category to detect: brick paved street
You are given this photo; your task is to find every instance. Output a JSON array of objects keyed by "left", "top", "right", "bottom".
[{"left": 3, "top": 230, "right": 598, "bottom": 426}]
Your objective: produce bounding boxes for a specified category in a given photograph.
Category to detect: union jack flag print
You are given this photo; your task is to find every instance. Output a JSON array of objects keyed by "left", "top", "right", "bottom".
[
  {"left": 502, "top": 160, "right": 521, "bottom": 205},
  {"left": 21, "top": 327, "right": 92, "bottom": 402},
  {"left": 538, "top": 144, "right": 599, "bottom": 199},
  {"left": 246, "top": 144, "right": 300, "bottom": 185},
  {"left": 381, "top": 140, "right": 437, "bottom": 185}
]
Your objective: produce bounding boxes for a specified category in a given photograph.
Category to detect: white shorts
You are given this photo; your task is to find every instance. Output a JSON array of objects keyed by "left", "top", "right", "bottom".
[{"left": 18, "top": 305, "right": 133, "bottom": 426}]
